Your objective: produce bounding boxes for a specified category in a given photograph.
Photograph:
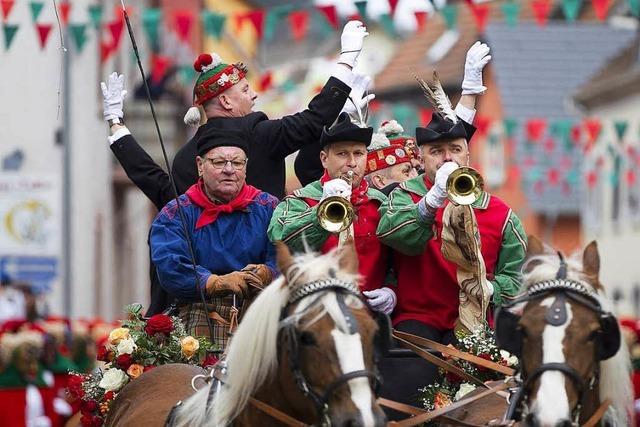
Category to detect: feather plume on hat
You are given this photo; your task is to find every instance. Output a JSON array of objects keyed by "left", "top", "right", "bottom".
[{"left": 414, "top": 71, "right": 458, "bottom": 124}]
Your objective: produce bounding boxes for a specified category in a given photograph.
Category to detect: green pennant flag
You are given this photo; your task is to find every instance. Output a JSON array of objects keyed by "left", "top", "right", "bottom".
[
  {"left": 379, "top": 13, "right": 397, "bottom": 38},
  {"left": 2, "top": 24, "right": 18, "bottom": 50},
  {"left": 501, "top": 1, "right": 520, "bottom": 26},
  {"left": 550, "top": 119, "right": 573, "bottom": 150},
  {"left": 392, "top": 104, "right": 413, "bottom": 129},
  {"left": 179, "top": 64, "right": 197, "bottom": 86},
  {"left": 279, "top": 78, "right": 296, "bottom": 93},
  {"left": 354, "top": 1, "right": 367, "bottom": 19},
  {"left": 142, "top": 8, "right": 162, "bottom": 51},
  {"left": 561, "top": 0, "right": 581, "bottom": 22},
  {"left": 313, "top": 9, "right": 333, "bottom": 38},
  {"left": 614, "top": 120, "right": 628, "bottom": 140},
  {"left": 264, "top": 4, "right": 293, "bottom": 41},
  {"left": 201, "top": 10, "right": 226, "bottom": 40},
  {"left": 627, "top": 0, "right": 640, "bottom": 17},
  {"left": 88, "top": 4, "right": 103, "bottom": 30},
  {"left": 441, "top": 4, "right": 458, "bottom": 30},
  {"left": 69, "top": 23, "right": 87, "bottom": 52},
  {"left": 566, "top": 168, "right": 579, "bottom": 185},
  {"left": 503, "top": 118, "right": 517, "bottom": 138},
  {"left": 29, "top": 1, "right": 44, "bottom": 22}
]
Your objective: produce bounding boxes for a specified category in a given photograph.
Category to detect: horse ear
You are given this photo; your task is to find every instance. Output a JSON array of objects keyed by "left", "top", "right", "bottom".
[
  {"left": 526, "top": 235, "right": 546, "bottom": 259},
  {"left": 338, "top": 239, "right": 359, "bottom": 274},
  {"left": 583, "top": 241, "right": 600, "bottom": 279},
  {"left": 275, "top": 241, "right": 295, "bottom": 276}
]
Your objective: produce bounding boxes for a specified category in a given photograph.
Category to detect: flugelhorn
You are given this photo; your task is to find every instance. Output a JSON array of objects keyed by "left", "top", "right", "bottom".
[
  {"left": 317, "top": 171, "right": 355, "bottom": 234},
  {"left": 446, "top": 167, "right": 484, "bottom": 206}
]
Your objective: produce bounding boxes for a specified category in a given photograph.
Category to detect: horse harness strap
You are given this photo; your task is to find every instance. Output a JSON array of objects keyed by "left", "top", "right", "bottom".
[
  {"left": 249, "top": 397, "right": 309, "bottom": 427},
  {"left": 378, "top": 399, "right": 485, "bottom": 427},
  {"left": 582, "top": 399, "right": 611, "bottom": 427}
]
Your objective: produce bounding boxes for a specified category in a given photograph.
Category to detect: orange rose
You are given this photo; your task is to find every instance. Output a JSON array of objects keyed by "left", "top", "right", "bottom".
[
  {"left": 126, "top": 364, "right": 144, "bottom": 379},
  {"left": 108, "top": 328, "right": 130, "bottom": 346},
  {"left": 180, "top": 336, "right": 200, "bottom": 359}
]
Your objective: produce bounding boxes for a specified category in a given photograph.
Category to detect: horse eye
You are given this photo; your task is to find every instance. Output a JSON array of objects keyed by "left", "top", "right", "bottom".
[{"left": 299, "top": 332, "right": 316, "bottom": 346}]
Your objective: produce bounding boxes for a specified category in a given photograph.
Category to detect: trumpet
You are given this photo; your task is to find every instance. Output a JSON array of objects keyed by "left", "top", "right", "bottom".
[
  {"left": 317, "top": 171, "right": 355, "bottom": 234},
  {"left": 446, "top": 167, "right": 484, "bottom": 206}
]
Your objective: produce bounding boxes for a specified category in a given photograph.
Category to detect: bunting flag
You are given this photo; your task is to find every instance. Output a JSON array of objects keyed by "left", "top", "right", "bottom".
[
  {"left": 473, "top": 115, "right": 492, "bottom": 137},
  {"left": 547, "top": 168, "right": 560, "bottom": 185},
  {"left": 526, "top": 118, "right": 546, "bottom": 141},
  {"left": 469, "top": 3, "right": 490, "bottom": 33},
  {"left": 151, "top": 54, "right": 172, "bottom": 84},
  {"left": 419, "top": 108, "right": 432, "bottom": 125},
  {"left": 29, "top": 1, "right": 44, "bottom": 22},
  {"left": 316, "top": 4, "right": 338, "bottom": 29},
  {"left": 354, "top": 1, "right": 367, "bottom": 21},
  {"left": 35, "top": 23, "right": 51, "bottom": 49},
  {"left": 388, "top": 0, "right": 400, "bottom": 16},
  {"left": 614, "top": 120, "right": 628, "bottom": 140},
  {"left": 441, "top": 4, "right": 458, "bottom": 30},
  {"left": 288, "top": 10, "right": 309, "bottom": 42},
  {"left": 414, "top": 11, "right": 428, "bottom": 32},
  {"left": 628, "top": 0, "right": 640, "bottom": 17},
  {"left": 178, "top": 63, "right": 197, "bottom": 85},
  {"left": 543, "top": 137, "right": 556, "bottom": 154},
  {"left": 586, "top": 170, "right": 598, "bottom": 188},
  {"left": 264, "top": 5, "right": 293, "bottom": 41},
  {"left": 58, "top": 1, "right": 71, "bottom": 26},
  {"left": 142, "top": 8, "right": 161, "bottom": 51},
  {"left": 532, "top": 0, "right": 552, "bottom": 26},
  {"left": 201, "top": 10, "right": 226, "bottom": 40},
  {"left": 550, "top": 119, "right": 573, "bottom": 150},
  {"left": 626, "top": 169, "right": 636, "bottom": 186},
  {"left": 592, "top": 0, "right": 612, "bottom": 21},
  {"left": 88, "top": 4, "right": 103, "bottom": 30},
  {"left": 561, "top": 0, "right": 582, "bottom": 22},
  {"left": 174, "top": 10, "right": 194, "bottom": 43},
  {"left": 258, "top": 71, "right": 273, "bottom": 91},
  {"left": 584, "top": 119, "right": 602, "bottom": 143},
  {"left": 2, "top": 23, "right": 18, "bottom": 50},
  {"left": 503, "top": 118, "right": 517, "bottom": 138},
  {"left": 69, "top": 23, "right": 87, "bottom": 52},
  {"left": 107, "top": 19, "right": 124, "bottom": 50},
  {"left": 501, "top": 1, "right": 520, "bottom": 27},
  {"left": 246, "top": 9, "right": 265, "bottom": 40},
  {"left": 1, "top": 0, "right": 15, "bottom": 21},
  {"left": 379, "top": 13, "right": 397, "bottom": 38},
  {"left": 100, "top": 39, "right": 113, "bottom": 63}
]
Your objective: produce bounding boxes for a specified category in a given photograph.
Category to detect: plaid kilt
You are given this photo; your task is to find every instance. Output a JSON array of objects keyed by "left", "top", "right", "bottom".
[{"left": 178, "top": 295, "right": 244, "bottom": 349}]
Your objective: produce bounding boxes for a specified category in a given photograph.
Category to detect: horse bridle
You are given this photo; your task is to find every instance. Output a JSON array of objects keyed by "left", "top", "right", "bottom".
[
  {"left": 280, "top": 278, "right": 382, "bottom": 426},
  {"left": 498, "top": 252, "right": 620, "bottom": 425}
]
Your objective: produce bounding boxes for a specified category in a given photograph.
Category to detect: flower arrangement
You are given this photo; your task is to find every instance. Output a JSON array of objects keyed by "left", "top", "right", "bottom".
[
  {"left": 67, "top": 304, "right": 218, "bottom": 427},
  {"left": 419, "top": 327, "right": 517, "bottom": 413}
]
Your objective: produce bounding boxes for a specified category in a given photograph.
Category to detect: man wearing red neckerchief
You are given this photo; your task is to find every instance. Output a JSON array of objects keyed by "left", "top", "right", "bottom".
[
  {"left": 268, "top": 112, "right": 395, "bottom": 314},
  {"left": 149, "top": 128, "right": 278, "bottom": 347}
]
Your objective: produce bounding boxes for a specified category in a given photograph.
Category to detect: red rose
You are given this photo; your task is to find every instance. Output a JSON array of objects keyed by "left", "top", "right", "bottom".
[
  {"left": 144, "top": 314, "right": 174, "bottom": 336},
  {"left": 80, "top": 415, "right": 93, "bottom": 427},
  {"left": 143, "top": 365, "right": 156, "bottom": 372},
  {"left": 81, "top": 399, "right": 98, "bottom": 415},
  {"left": 444, "top": 371, "right": 462, "bottom": 385},
  {"left": 96, "top": 345, "right": 113, "bottom": 363},
  {"left": 67, "top": 374, "right": 85, "bottom": 399},
  {"left": 201, "top": 354, "right": 219, "bottom": 368},
  {"left": 103, "top": 391, "right": 115, "bottom": 401},
  {"left": 116, "top": 354, "right": 133, "bottom": 370}
]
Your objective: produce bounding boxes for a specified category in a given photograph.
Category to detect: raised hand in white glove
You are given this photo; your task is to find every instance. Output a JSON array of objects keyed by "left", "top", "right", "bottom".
[
  {"left": 363, "top": 287, "right": 397, "bottom": 315},
  {"left": 422, "top": 162, "right": 459, "bottom": 210},
  {"left": 100, "top": 72, "right": 127, "bottom": 121},
  {"left": 339, "top": 20, "right": 369, "bottom": 68},
  {"left": 461, "top": 41, "right": 491, "bottom": 96},
  {"left": 321, "top": 178, "right": 351, "bottom": 202},
  {"left": 342, "top": 73, "right": 375, "bottom": 118}
]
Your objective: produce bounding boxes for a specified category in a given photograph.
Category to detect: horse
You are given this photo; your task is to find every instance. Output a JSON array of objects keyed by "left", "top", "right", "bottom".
[
  {"left": 106, "top": 241, "right": 387, "bottom": 427},
  {"left": 494, "top": 236, "right": 633, "bottom": 427}
]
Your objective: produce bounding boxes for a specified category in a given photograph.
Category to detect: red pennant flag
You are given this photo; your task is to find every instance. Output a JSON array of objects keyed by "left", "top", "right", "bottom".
[
  {"left": 414, "top": 11, "right": 428, "bottom": 32},
  {"left": 473, "top": 115, "right": 492, "bottom": 137},
  {"left": 288, "top": 10, "right": 310, "bottom": 42},
  {"left": 587, "top": 170, "right": 598, "bottom": 188},
  {"left": 258, "top": 71, "right": 272, "bottom": 92},
  {"left": 388, "top": 0, "right": 400, "bottom": 16},
  {"left": 584, "top": 119, "right": 602, "bottom": 143},
  {"left": 174, "top": 10, "right": 194, "bottom": 43},
  {"left": 247, "top": 10, "right": 265, "bottom": 39},
  {"left": 419, "top": 108, "right": 432, "bottom": 125},
  {"left": 316, "top": 5, "right": 338, "bottom": 29},
  {"left": 1, "top": 0, "right": 15, "bottom": 21},
  {"left": 469, "top": 3, "right": 490, "bottom": 33},
  {"left": 626, "top": 170, "right": 636, "bottom": 186},
  {"left": 151, "top": 55, "right": 172, "bottom": 84},
  {"left": 526, "top": 118, "right": 546, "bottom": 141},
  {"left": 58, "top": 2, "right": 71, "bottom": 26},
  {"left": 592, "top": 0, "right": 612, "bottom": 21},
  {"left": 369, "top": 99, "right": 381, "bottom": 113},
  {"left": 508, "top": 165, "right": 521, "bottom": 182},
  {"left": 108, "top": 19, "right": 124, "bottom": 49},
  {"left": 543, "top": 137, "right": 556, "bottom": 154},
  {"left": 532, "top": 0, "right": 552, "bottom": 27},
  {"left": 347, "top": 13, "right": 363, "bottom": 23},
  {"left": 100, "top": 39, "right": 114, "bottom": 63},
  {"left": 114, "top": 5, "right": 135, "bottom": 20},
  {"left": 547, "top": 168, "right": 560, "bottom": 185},
  {"left": 36, "top": 23, "right": 52, "bottom": 49},
  {"left": 570, "top": 124, "right": 582, "bottom": 144}
]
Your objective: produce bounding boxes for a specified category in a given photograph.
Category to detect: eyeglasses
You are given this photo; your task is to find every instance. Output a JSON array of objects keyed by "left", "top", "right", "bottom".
[{"left": 204, "top": 158, "right": 248, "bottom": 170}]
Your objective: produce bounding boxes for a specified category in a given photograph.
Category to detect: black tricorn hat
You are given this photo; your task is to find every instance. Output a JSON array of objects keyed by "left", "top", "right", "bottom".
[
  {"left": 415, "top": 113, "right": 477, "bottom": 146},
  {"left": 196, "top": 127, "right": 249, "bottom": 157},
  {"left": 320, "top": 112, "right": 373, "bottom": 148}
]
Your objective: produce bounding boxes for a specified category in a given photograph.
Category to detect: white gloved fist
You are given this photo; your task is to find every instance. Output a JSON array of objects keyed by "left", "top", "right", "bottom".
[
  {"left": 342, "top": 73, "right": 376, "bottom": 117},
  {"left": 422, "top": 162, "right": 459, "bottom": 209},
  {"left": 363, "top": 287, "right": 397, "bottom": 315},
  {"left": 339, "top": 20, "right": 368, "bottom": 68},
  {"left": 321, "top": 178, "right": 351, "bottom": 201},
  {"left": 461, "top": 41, "right": 491, "bottom": 95},
  {"left": 100, "top": 72, "right": 127, "bottom": 121}
]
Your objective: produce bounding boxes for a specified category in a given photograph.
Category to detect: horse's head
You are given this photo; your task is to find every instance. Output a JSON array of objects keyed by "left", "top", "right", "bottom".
[
  {"left": 273, "top": 241, "right": 387, "bottom": 427},
  {"left": 496, "top": 236, "right": 626, "bottom": 427}
]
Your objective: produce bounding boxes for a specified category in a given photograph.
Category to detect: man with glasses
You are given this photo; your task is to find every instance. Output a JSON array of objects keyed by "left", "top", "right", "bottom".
[{"left": 149, "top": 127, "right": 277, "bottom": 346}]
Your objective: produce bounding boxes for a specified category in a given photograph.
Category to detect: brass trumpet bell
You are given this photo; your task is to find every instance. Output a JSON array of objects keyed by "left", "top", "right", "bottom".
[
  {"left": 446, "top": 167, "right": 484, "bottom": 205},
  {"left": 316, "top": 196, "right": 355, "bottom": 233}
]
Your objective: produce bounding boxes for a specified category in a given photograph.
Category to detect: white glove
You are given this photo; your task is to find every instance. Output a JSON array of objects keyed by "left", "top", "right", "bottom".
[
  {"left": 461, "top": 41, "right": 491, "bottom": 95},
  {"left": 486, "top": 280, "right": 494, "bottom": 297},
  {"left": 342, "top": 73, "right": 376, "bottom": 118},
  {"left": 321, "top": 178, "right": 351, "bottom": 201},
  {"left": 422, "top": 162, "right": 459, "bottom": 210},
  {"left": 339, "top": 20, "right": 368, "bottom": 68},
  {"left": 363, "top": 287, "right": 397, "bottom": 315},
  {"left": 100, "top": 72, "right": 127, "bottom": 121}
]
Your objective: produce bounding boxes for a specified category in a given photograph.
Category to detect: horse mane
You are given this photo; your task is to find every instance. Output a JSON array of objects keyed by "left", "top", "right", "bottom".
[
  {"left": 521, "top": 252, "right": 633, "bottom": 426},
  {"left": 173, "top": 248, "right": 359, "bottom": 427}
]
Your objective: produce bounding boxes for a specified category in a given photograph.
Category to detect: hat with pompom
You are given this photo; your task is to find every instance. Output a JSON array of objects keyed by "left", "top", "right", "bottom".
[
  {"left": 183, "top": 53, "right": 249, "bottom": 126},
  {"left": 366, "top": 127, "right": 411, "bottom": 175}
]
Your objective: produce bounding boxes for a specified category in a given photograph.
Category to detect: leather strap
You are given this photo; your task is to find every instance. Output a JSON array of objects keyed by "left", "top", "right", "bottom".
[
  {"left": 582, "top": 399, "right": 611, "bottom": 427},
  {"left": 249, "top": 397, "right": 309, "bottom": 427},
  {"left": 378, "top": 399, "right": 484, "bottom": 427},
  {"left": 393, "top": 330, "right": 515, "bottom": 376}
]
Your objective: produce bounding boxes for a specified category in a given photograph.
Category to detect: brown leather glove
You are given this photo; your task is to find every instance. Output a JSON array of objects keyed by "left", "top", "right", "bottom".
[
  {"left": 241, "top": 264, "right": 274, "bottom": 289},
  {"left": 205, "top": 272, "right": 251, "bottom": 298}
]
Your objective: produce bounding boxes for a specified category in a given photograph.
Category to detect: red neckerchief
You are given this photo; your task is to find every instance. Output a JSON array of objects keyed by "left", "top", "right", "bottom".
[
  {"left": 320, "top": 170, "right": 369, "bottom": 206},
  {"left": 423, "top": 174, "right": 434, "bottom": 190},
  {"left": 185, "top": 179, "right": 260, "bottom": 229}
]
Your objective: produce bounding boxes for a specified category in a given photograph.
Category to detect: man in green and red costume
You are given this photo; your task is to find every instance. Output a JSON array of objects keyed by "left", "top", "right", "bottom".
[{"left": 268, "top": 112, "right": 396, "bottom": 314}]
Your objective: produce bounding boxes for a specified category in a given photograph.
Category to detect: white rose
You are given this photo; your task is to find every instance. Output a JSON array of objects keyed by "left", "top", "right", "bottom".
[
  {"left": 500, "top": 349, "right": 519, "bottom": 367},
  {"left": 117, "top": 338, "right": 137, "bottom": 355},
  {"left": 99, "top": 368, "right": 129, "bottom": 392},
  {"left": 454, "top": 382, "right": 476, "bottom": 401}
]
